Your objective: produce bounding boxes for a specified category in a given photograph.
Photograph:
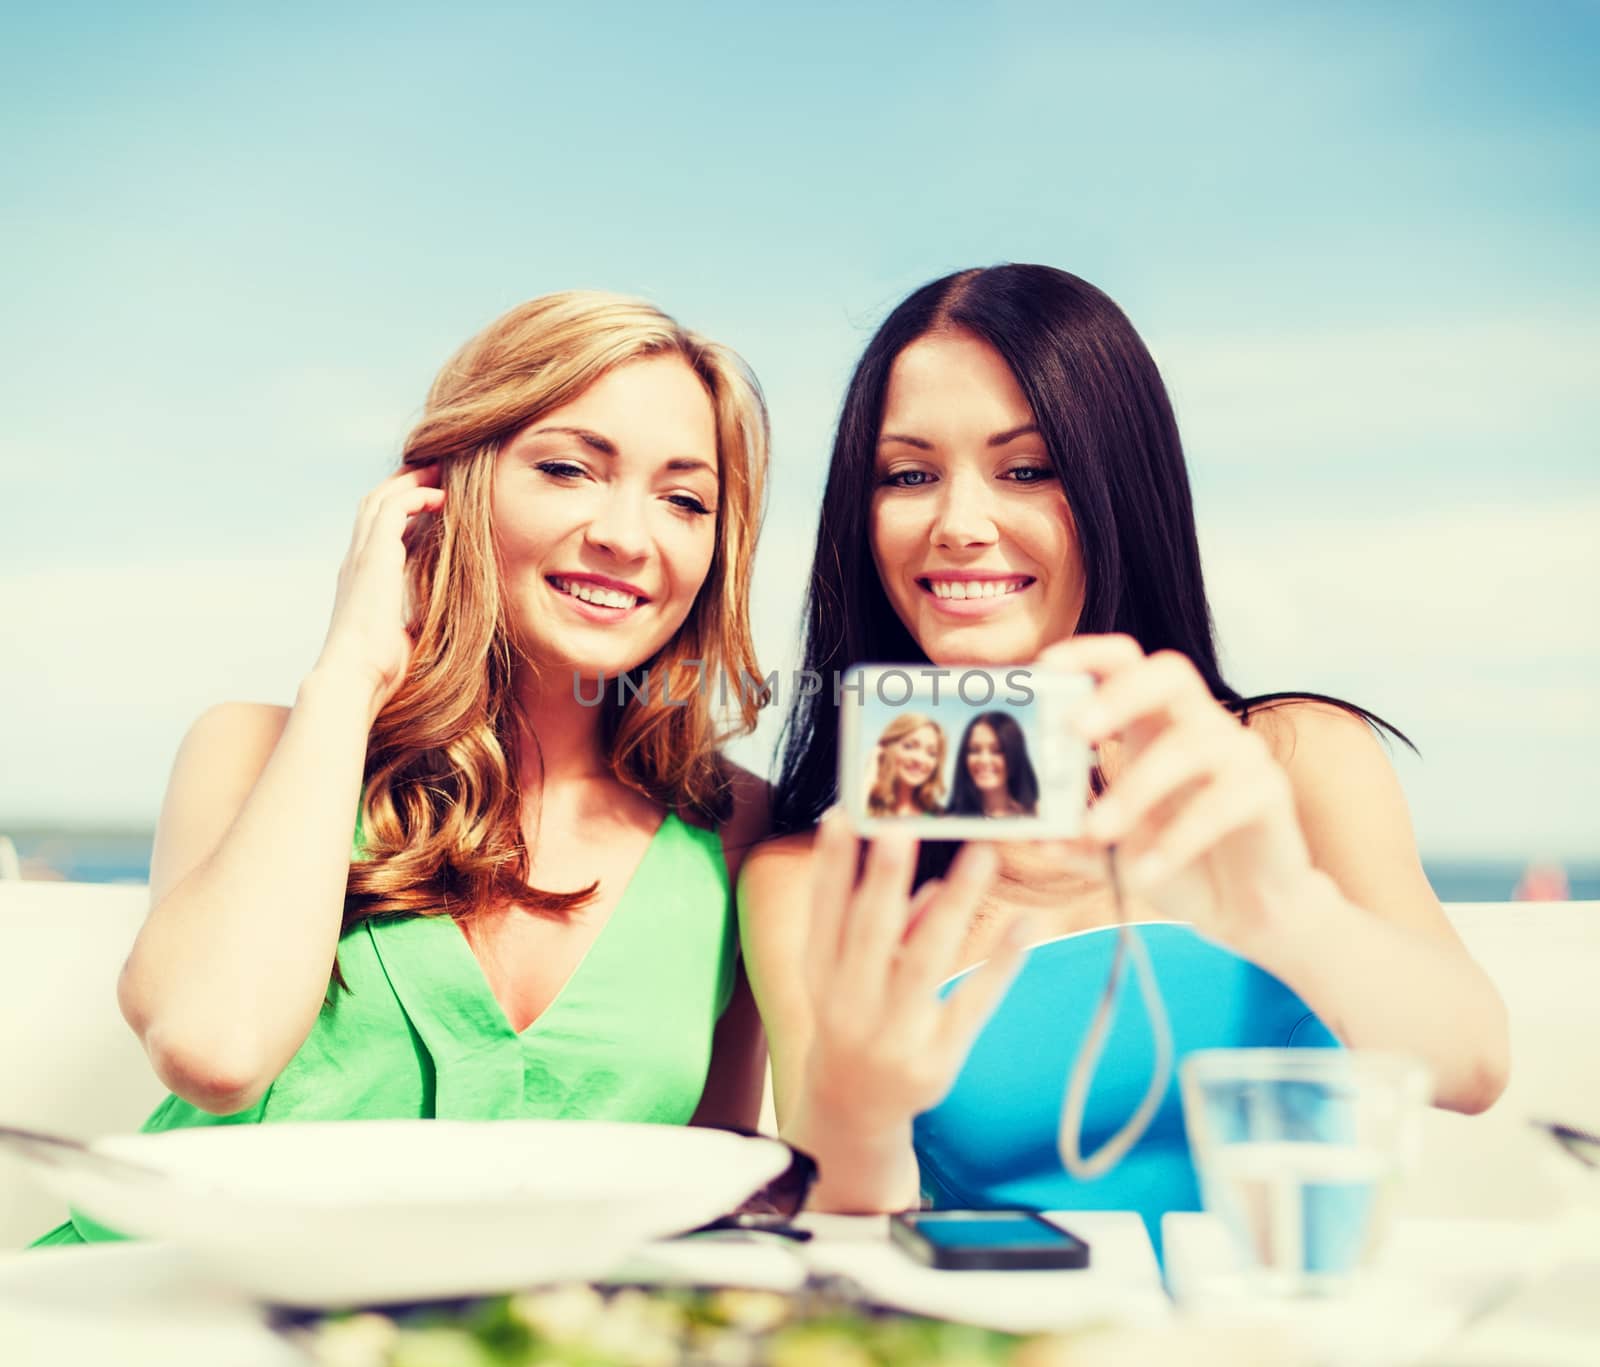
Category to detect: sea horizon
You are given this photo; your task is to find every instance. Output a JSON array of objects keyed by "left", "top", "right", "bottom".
[{"left": 3, "top": 826, "right": 1595, "bottom": 905}]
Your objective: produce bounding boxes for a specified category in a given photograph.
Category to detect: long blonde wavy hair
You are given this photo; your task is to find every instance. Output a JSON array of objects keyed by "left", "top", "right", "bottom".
[
  {"left": 866, "top": 713, "right": 947, "bottom": 816},
  {"left": 343, "top": 292, "right": 768, "bottom": 929}
]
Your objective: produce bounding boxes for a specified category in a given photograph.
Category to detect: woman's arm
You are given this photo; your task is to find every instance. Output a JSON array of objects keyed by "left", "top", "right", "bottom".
[
  {"left": 1044, "top": 635, "right": 1510, "bottom": 1115},
  {"left": 1240, "top": 703, "right": 1510, "bottom": 1113},
  {"left": 735, "top": 834, "right": 817, "bottom": 1132},
  {"left": 690, "top": 966, "right": 767, "bottom": 1131},
  {"left": 692, "top": 765, "right": 773, "bottom": 1130},
  {"left": 739, "top": 831, "right": 918, "bottom": 1208},
  {"left": 118, "top": 468, "right": 444, "bottom": 1115},
  {"left": 739, "top": 822, "right": 1024, "bottom": 1211},
  {"left": 119, "top": 680, "right": 377, "bottom": 1114}
]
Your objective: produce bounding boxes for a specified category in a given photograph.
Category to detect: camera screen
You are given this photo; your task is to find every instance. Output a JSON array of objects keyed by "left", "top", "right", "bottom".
[{"left": 838, "top": 665, "right": 1091, "bottom": 841}]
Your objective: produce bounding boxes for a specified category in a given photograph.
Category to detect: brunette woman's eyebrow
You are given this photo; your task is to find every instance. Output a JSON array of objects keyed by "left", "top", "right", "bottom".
[
  {"left": 878, "top": 423, "right": 1039, "bottom": 450},
  {"left": 987, "top": 423, "right": 1040, "bottom": 446}
]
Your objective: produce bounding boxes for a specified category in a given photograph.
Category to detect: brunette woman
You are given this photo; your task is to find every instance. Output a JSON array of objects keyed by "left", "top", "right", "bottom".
[{"left": 741, "top": 265, "right": 1508, "bottom": 1227}]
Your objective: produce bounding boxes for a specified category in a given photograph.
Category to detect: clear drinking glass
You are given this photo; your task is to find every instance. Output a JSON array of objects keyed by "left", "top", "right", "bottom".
[{"left": 1180, "top": 1049, "right": 1431, "bottom": 1296}]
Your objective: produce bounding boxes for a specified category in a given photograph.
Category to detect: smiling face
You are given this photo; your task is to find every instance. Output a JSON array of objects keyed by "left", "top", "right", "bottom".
[
  {"left": 869, "top": 329, "right": 1085, "bottom": 666},
  {"left": 492, "top": 352, "right": 720, "bottom": 679},
  {"left": 964, "top": 721, "right": 1008, "bottom": 793},
  {"left": 893, "top": 723, "right": 942, "bottom": 790}
]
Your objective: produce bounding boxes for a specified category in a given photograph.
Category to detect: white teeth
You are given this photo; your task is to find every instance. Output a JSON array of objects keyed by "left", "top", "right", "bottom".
[
  {"left": 928, "top": 578, "right": 1027, "bottom": 600},
  {"left": 554, "top": 578, "right": 638, "bottom": 610}
]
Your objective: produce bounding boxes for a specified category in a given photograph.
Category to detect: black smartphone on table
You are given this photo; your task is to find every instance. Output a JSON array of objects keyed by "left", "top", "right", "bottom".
[{"left": 888, "top": 1209, "right": 1091, "bottom": 1271}]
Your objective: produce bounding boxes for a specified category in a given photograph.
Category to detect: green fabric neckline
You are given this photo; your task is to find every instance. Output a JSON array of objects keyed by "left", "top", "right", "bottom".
[{"left": 367, "top": 809, "right": 687, "bottom": 1045}]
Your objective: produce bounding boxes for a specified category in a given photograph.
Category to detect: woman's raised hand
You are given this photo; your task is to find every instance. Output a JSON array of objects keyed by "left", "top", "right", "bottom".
[
  {"left": 1039, "top": 634, "right": 1314, "bottom": 953},
  {"left": 314, "top": 464, "right": 445, "bottom": 720},
  {"left": 799, "top": 810, "right": 1031, "bottom": 1137}
]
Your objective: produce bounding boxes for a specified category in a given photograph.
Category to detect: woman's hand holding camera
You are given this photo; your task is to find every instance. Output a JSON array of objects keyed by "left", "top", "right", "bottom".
[
  {"left": 790, "top": 810, "right": 1030, "bottom": 1210},
  {"left": 312, "top": 465, "right": 445, "bottom": 722},
  {"left": 1039, "top": 634, "right": 1317, "bottom": 958}
]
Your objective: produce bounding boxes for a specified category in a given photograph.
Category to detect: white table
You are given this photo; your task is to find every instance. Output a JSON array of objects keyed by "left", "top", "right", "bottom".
[
  {"left": 0, "top": 1211, "right": 1167, "bottom": 1367},
  {"left": 684, "top": 1210, "right": 1169, "bottom": 1332},
  {"left": 1164, "top": 1211, "right": 1600, "bottom": 1366},
  {"left": 9, "top": 1212, "right": 1590, "bottom": 1366}
]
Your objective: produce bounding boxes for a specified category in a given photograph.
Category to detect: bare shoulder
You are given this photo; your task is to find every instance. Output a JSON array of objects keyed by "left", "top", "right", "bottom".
[
  {"left": 1246, "top": 695, "right": 1373, "bottom": 751},
  {"left": 715, "top": 761, "right": 773, "bottom": 887},
  {"left": 184, "top": 700, "right": 293, "bottom": 753},
  {"left": 1246, "top": 698, "right": 1446, "bottom": 930},
  {"left": 150, "top": 702, "right": 294, "bottom": 904},
  {"left": 732, "top": 825, "right": 812, "bottom": 889},
  {"left": 167, "top": 702, "right": 294, "bottom": 801},
  {"left": 737, "top": 828, "right": 819, "bottom": 925},
  {"left": 735, "top": 829, "right": 818, "bottom": 1043},
  {"left": 1244, "top": 698, "right": 1400, "bottom": 795}
]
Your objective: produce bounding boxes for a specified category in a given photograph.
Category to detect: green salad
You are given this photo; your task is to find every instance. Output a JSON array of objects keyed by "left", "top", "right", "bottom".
[{"left": 294, "top": 1281, "right": 1096, "bottom": 1366}]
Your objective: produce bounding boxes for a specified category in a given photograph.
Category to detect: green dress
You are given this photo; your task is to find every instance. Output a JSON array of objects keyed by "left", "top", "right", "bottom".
[{"left": 34, "top": 811, "right": 734, "bottom": 1246}]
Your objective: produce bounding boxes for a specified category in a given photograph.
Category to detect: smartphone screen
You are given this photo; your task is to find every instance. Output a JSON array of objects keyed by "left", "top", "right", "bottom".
[
  {"left": 914, "top": 1214, "right": 1078, "bottom": 1248},
  {"left": 891, "top": 1210, "right": 1091, "bottom": 1270}
]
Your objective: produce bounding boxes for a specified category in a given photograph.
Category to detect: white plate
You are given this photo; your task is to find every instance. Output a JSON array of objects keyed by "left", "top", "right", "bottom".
[{"left": 21, "top": 1120, "right": 791, "bottom": 1306}]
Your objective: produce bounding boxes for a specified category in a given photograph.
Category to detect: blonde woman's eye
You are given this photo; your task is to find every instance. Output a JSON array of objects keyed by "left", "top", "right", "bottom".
[
  {"left": 667, "top": 494, "right": 713, "bottom": 516},
  {"left": 536, "top": 460, "right": 587, "bottom": 480}
]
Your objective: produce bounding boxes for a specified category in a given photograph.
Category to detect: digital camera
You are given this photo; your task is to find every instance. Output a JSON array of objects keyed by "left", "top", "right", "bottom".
[{"left": 836, "top": 664, "right": 1094, "bottom": 841}]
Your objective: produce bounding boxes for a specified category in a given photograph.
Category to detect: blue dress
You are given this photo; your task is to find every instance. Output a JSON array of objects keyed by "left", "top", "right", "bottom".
[{"left": 912, "top": 923, "right": 1339, "bottom": 1255}]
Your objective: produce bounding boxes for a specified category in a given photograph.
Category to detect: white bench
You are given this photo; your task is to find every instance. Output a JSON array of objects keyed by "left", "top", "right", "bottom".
[{"left": 1, "top": 882, "right": 1595, "bottom": 1249}]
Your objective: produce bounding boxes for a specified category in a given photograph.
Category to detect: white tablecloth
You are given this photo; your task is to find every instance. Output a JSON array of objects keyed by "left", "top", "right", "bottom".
[
  {"left": 0, "top": 1210, "right": 1166, "bottom": 1367},
  {"left": 1164, "top": 1210, "right": 1600, "bottom": 1366},
  {"left": 6, "top": 1212, "right": 1590, "bottom": 1365}
]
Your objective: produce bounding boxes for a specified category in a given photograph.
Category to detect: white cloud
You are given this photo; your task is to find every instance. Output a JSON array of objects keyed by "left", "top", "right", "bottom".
[
  {"left": 1205, "top": 497, "right": 1600, "bottom": 678},
  {"left": 1202, "top": 498, "right": 1600, "bottom": 856},
  {"left": 1, "top": 558, "right": 339, "bottom": 824},
  {"left": 1155, "top": 320, "right": 1600, "bottom": 465},
  {"left": 261, "top": 366, "right": 421, "bottom": 455}
]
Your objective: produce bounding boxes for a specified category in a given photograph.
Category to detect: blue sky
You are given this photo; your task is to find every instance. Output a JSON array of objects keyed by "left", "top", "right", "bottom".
[{"left": 3, "top": 2, "right": 1596, "bottom": 857}]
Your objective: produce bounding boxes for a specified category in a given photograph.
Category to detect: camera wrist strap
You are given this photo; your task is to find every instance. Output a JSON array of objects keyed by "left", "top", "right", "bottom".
[{"left": 1057, "top": 846, "right": 1175, "bottom": 1180}]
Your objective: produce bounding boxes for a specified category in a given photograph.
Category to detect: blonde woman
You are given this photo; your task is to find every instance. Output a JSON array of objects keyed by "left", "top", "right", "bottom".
[
  {"left": 866, "top": 714, "right": 947, "bottom": 816},
  {"left": 37, "top": 293, "right": 771, "bottom": 1244}
]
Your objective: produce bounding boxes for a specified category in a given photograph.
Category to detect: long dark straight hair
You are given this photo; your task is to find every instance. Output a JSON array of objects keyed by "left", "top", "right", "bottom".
[
  {"left": 773, "top": 264, "right": 1411, "bottom": 847},
  {"left": 946, "top": 711, "right": 1041, "bottom": 817}
]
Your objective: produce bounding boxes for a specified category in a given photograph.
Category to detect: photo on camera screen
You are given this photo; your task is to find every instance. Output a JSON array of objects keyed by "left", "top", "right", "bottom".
[{"left": 837, "top": 665, "right": 1093, "bottom": 841}]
